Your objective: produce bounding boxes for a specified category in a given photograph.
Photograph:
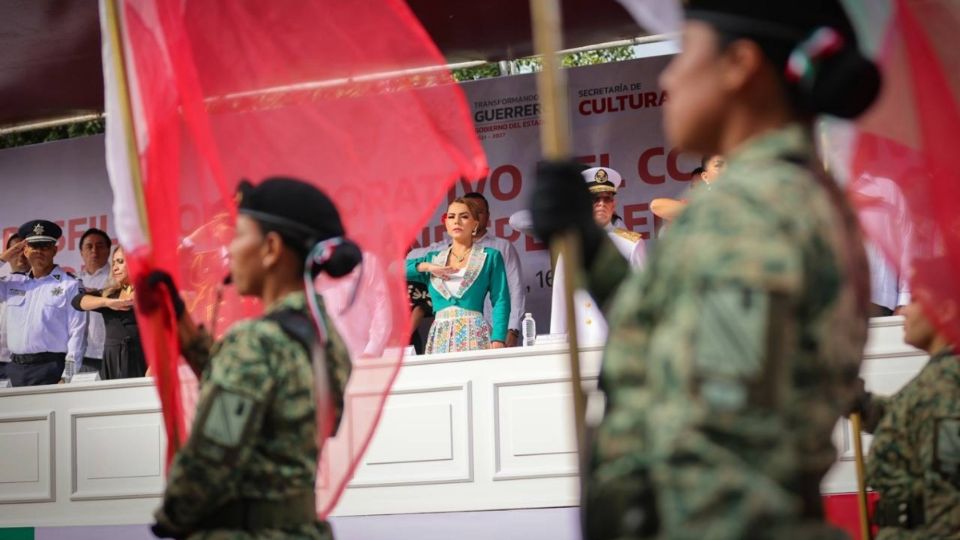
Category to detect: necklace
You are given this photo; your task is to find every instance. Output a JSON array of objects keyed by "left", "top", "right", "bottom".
[{"left": 451, "top": 247, "right": 472, "bottom": 263}]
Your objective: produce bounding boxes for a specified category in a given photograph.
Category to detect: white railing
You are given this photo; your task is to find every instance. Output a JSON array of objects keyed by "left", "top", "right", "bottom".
[{"left": 0, "top": 317, "right": 922, "bottom": 527}]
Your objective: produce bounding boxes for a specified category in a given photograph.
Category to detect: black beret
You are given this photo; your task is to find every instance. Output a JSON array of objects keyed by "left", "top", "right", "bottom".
[
  {"left": 18, "top": 220, "right": 62, "bottom": 244},
  {"left": 237, "top": 177, "right": 345, "bottom": 247}
]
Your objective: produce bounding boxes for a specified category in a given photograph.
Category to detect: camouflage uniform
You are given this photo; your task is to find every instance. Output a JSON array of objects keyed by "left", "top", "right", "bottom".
[
  {"left": 583, "top": 124, "right": 870, "bottom": 538},
  {"left": 155, "top": 291, "right": 351, "bottom": 539},
  {"left": 866, "top": 347, "right": 960, "bottom": 538}
]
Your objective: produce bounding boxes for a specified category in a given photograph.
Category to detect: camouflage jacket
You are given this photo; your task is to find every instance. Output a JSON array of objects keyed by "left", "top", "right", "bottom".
[
  {"left": 867, "top": 347, "right": 960, "bottom": 539},
  {"left": 583, "top": 124, "right": 870, "bottom": 538},
  {"left": 155, "top": 291, "right": 351, "bottom": 539}
]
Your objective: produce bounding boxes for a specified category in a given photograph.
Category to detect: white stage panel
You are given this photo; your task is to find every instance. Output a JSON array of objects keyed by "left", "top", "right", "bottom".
[
  {"left": 0, "top": 411, "right": 55, "bottom": 503},
  {"left": 70, "top": 407, "right": 164, "bottom": 501},
  {"left": 349, "top": 383, "right": 473, "bottom": 487}
]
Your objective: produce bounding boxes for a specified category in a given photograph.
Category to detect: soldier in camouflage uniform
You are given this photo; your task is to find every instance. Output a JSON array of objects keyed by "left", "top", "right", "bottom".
[
  {"left": 532, "top": 2, "right": 881, "bottom": 538},
  {"left": 851, "top": 267, "right": 960, "bottom": 538},
  {"left": 149, "top": 178, "right": 358, "bottom": 539}
]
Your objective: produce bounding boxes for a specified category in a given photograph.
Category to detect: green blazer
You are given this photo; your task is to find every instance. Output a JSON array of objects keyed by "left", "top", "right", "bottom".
[{"left": 406, "top": 246, "right": 511, "bottom": 342}]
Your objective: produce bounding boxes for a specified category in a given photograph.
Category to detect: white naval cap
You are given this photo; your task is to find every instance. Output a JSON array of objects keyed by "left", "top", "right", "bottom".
[{"left": 581, "top": 167, "right": 622, "bottom": 194}]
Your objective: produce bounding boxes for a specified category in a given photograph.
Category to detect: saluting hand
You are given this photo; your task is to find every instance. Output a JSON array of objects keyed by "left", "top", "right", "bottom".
[
  {"left": 419, "top": 263, "right": 457, "bottom": 280},
  {"left": 0, "top": 239, "right": 25, "bottom": 264}
]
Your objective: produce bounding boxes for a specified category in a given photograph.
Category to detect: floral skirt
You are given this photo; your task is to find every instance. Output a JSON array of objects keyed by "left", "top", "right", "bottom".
[{"left": 425, "top": 307, "right": 491, "bottom": 354}]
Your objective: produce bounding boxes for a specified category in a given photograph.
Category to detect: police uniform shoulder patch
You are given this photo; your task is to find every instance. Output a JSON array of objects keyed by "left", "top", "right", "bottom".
[{"left": 613, "top": 228, "right": 643, "bottom": 243}]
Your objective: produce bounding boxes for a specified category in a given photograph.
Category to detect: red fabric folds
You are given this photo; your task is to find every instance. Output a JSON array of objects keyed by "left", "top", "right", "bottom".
[
  {"left": 846, "top": 0, "right": 960, "bottom": 345},
  {"left": 114, "top": 0, "right": 486, "bottom": 517}
]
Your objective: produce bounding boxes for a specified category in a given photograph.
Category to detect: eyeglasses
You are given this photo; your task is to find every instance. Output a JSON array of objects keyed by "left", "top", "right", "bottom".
[{"left": 27, "top": 242, "right": 56, "bottom": 250}]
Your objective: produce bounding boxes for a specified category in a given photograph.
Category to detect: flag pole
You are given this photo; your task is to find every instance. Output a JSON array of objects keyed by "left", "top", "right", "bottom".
[
  {"left": 103, "top": 0, "right": 151, "bottom": 243},
  {"left": 851, "top": 412, "right": 873, "bottom": 539},
  {"left": 529, "top": 0, "right": 588, "bottom": 488},
  {"left": 103, "top": 0, "right": 183, "bottom": 452}
]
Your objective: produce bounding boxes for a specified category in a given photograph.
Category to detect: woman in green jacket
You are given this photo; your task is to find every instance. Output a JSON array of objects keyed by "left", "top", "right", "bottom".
[{"left": 407, "top": 197, "right": 510, "bottom": 354}]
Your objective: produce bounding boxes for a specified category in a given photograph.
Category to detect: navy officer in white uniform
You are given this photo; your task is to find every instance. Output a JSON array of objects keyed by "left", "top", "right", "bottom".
[
  {"left": 0, "top": 220, "right": 87, "bottom": 386},
  {"left": 550, "top": 167, "right": 646, "bottom": 343}
]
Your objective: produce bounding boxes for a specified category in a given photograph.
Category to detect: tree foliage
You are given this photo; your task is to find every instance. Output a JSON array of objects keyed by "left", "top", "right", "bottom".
[
  {"left": 0, "top": 118, "right": 105, "bottom": 150},
  {"left": 452, "top": 63, "right": 503, "bottom": 82}
]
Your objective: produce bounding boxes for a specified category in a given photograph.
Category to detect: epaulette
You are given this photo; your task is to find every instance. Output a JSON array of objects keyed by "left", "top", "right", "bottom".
[{"left": 613, "top": 228, "right": 643, "bottom": 243}]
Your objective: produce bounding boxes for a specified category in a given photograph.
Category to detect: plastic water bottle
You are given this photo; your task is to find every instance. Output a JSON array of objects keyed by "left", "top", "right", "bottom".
[{"left": 522, "top": 313, "right": 536, "bottom": 347}]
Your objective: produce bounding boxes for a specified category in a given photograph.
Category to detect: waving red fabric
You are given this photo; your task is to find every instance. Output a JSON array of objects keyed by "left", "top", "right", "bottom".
[
  {"left": 845, "top": 0, "right": 960, "bottom": 344},
  {"left": 105, "top": 0, "right": 486, "bottom": 517}
]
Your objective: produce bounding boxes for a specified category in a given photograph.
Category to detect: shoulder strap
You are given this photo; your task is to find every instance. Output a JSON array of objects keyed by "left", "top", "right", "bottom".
[{"left": 264, "top": 308, "right": 318, "bottom": 356}]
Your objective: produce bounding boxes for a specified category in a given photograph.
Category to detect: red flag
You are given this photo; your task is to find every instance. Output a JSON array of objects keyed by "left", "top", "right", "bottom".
[
  {"left": 101, "top": 0, "right": 486, "bottom": 517},
  {"left": 841, "top": 0, "right": 960, "bottom": 344}
]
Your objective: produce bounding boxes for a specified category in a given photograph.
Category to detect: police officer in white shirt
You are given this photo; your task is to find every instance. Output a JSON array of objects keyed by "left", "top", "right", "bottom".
[
  {"left": 77, "top": 228, "right": 112, "bottom": 374},
  {"left": 549, "top": 167, "right": 646, "bottom": 343},
  {"left": 0, "top": 221, "right": 87, "bottom": 386},
  {"left": 0, "top": 233, "right": 30, "bottom": 380}
]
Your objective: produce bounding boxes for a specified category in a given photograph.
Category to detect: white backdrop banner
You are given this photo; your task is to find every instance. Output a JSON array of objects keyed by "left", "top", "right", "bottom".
[
  {"left": 412, "top": 55, "right": 697, "bottom": 326},
  {"left": 0, "top": 56, "right": 691, "bottom": 327},
  {"left": 0, "top": 134, "right": 116, "bottom": 273}
]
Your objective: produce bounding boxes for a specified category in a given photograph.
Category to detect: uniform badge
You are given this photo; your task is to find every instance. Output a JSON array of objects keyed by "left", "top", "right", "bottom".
[
  {"left": 33, "top": 223, "right": 44, "bottom": 236},
  {"left": 51, "top": 286, "right": 63, "bottom": 297},
  {"left": 594, "top": 168, "right": 609, "bottom": 184},
  {"left": 52, "top": 273, "right": 61, "bottom": 281}
]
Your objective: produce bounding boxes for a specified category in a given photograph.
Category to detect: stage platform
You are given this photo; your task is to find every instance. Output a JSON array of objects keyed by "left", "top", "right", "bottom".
[{"left": 0, "top": 316, "right": 923, "bottom": 532}]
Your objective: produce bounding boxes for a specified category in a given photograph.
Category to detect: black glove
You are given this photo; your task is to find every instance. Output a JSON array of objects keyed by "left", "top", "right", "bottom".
[
  {"left": 150, "top": 522, "right": 181, "bottom": 539},
  {"left": 138, "top": 270, "right": 186, "bottom": 320},
  {"left": 530, "top": 160, "right": 605, "bottom": 266},
  {"left": 844, "top": 377, "right": 871, "bottom": 418}
]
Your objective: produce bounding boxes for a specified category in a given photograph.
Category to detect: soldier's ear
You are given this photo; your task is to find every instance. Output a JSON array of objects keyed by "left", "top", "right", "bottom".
[{"left": 261, "top": 231, "right": 284, "bottom": 270}]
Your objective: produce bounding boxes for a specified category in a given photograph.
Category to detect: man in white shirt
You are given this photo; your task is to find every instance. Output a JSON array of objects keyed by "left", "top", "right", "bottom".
[
  {"left": 318, "top": 251, "right": 392, "bottom": 358},
  {"left": 463, "top": 192, "right": 526, "bottom": 347},
  {"left": 550, "top": 167, "right": 646, "bottom": 344},
  {"left": 77, "top": 228, "right": 112, "bottom": 374},
  {"left": 0, "top": 233, "right": 30, "bottom": 380},
  {"left": 0, "top": 220, "right": 87, "bottom": 386},
  {"left": 851, "top": 174, "right": 913, "bottom": 317}
]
